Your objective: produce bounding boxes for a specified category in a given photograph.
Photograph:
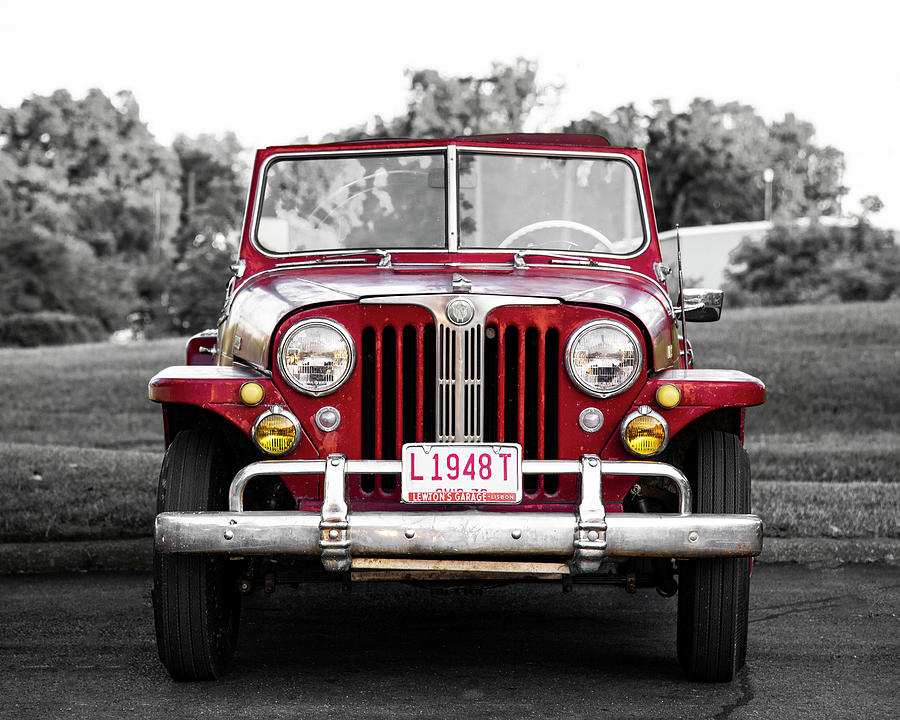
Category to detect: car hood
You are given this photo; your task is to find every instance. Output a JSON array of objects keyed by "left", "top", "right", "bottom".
[{"left": 220, "top": 266, "right": 677, "bottom": 370}]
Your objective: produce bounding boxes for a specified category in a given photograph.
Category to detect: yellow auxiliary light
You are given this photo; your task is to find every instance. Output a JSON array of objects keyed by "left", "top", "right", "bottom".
[
  {"left": 240, "top": 381, "right": 265, "bottom": 406},
  {"left": 252, "top": 406, "right": 299, "bottom": 455},
  {"left": 621, "top": 406, "right": 669, "bottom": 457},
  {"left": 656, "top": 383, "right": 681, "bottom": 409}
]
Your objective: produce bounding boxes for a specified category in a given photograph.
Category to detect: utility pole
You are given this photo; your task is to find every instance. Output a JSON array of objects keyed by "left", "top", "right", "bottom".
[{"left": 763, "top": 168, "right": 774, "bottom": 221}]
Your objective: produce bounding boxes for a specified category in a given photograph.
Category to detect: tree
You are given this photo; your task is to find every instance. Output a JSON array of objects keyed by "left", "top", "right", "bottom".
[
  {"left": 0, "top": 89, "right": 182, "bottom": 334},
  {"left": 725, "top": 220, "right": 899, "bottom": 305},
  {"left": 562, "top": 99, "right": 846, "bottom": 230},
  {"left": 161, "top": 133, "right": 247, "bottom": 332},
  {"left": 171, "top": 133, "right": 246, "bottom": 258},
  {"left": 325, "top": 58, "right": 558, "bottom": 141},
  {"left": 0, "top": 221, "right": 135, "bottom": 329},
  {"left": 0, "top": 89, "right": 181, "bottom": 256}
]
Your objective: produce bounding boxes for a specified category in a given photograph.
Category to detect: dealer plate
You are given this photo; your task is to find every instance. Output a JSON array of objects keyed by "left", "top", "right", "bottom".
[{"left": 401, "top": 443, "right": 522, "bottom": 503}]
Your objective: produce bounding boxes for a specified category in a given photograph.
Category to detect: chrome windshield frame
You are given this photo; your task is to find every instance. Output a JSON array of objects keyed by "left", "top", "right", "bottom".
[{"left": 248, "top": 144, "right": 651, "bottom": 261}]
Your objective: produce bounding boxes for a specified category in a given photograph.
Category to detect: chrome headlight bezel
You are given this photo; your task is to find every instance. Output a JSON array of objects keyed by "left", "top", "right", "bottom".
[
  {"left": 277, "top": 318, "right": 356, "bottom": 396},
  {"left": 564, "top": 319, "right": 644, "bottom": 398}
]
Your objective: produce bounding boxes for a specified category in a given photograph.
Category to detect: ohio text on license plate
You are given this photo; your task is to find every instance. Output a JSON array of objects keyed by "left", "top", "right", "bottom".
[{"left": 401, "top": 443, "right": 523, "bottom": 503}]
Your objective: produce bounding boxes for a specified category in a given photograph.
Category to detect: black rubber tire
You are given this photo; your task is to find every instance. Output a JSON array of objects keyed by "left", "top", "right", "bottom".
[
  {"left": 153, "top": 429, "right": 241, "bottom": 681},
  {"left": 677, "top": 431, "right": 751, "bottom": 682}
]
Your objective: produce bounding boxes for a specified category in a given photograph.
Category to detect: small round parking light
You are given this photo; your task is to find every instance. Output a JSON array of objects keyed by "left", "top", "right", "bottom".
[
  {"left": 655, "top": 383, "right": 681, "bottom": 409},
  {"left": 621, "top": 406, "right": 669, "bottom": 457},
  {"left": 578, "top": 407, "right": 604, "bottom": 433},
  {"left": 239, "top": 381, "right": 265, "bottom": 406},
  {"left": 252, "top": 405, "right": 300, "bottom": 456},
  {"left": 315, "top": 406, "right": 341, "bottom": 432}
]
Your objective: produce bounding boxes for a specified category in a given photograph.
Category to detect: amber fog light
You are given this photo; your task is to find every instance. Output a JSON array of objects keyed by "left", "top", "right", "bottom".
[
  {"left": 655, "top": 383, "right": 681, "bottom": 409},
  {"left": 252, "top": 405, "right": 300, "bottom": 455},
  {"left": 621, "top": 406, "right": 669, "bottom": 457}
]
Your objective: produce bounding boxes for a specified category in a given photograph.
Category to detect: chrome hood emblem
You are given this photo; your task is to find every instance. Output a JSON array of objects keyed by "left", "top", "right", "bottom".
[{"left": 446, "top": 298, "right": 475, "bottom": 326}]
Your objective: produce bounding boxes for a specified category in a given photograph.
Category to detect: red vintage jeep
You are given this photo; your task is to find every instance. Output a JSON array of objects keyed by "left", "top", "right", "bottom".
[{"left": 150, "top": 134, "right": 764, "bottom": 682}]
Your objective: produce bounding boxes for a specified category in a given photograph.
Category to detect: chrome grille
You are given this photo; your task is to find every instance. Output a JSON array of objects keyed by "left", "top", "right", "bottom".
[{"left": 438, "top": 322, "right": 484, "bottom": 441}]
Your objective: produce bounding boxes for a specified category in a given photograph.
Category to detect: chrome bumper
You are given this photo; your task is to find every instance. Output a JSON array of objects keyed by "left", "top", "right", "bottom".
[{"left": 154, "top": 455, "right": 763, "bottom": 574}]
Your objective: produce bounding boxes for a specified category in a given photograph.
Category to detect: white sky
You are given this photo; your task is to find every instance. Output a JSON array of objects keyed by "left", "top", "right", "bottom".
[{"left": 2, "top": 0, "right": 898, "bottom": 228}]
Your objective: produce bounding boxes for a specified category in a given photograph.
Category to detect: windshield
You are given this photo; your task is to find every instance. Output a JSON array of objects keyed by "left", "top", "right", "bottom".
[
  {"left": 458, "top": 152, "right": 644, "bottom": 254},
  {"left": 257, "top": 152, "right": 446, "bottom": 253},
  {"left": 255, "top": 149, "right": 645, "bottom": 256}
]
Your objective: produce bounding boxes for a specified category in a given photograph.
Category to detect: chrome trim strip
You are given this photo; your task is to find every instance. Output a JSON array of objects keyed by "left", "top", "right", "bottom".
[
  {"left": 155, "top": 511, "right": 762, "bottom": 559},
  {"left": 447, "top": 144, "right": 459, "bottom": 252}
]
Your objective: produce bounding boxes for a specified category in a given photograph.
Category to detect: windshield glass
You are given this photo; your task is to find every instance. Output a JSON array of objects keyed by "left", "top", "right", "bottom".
[
  {"left": 458, "top": 152, "right": 645, "bottom": 255},
  {"left": 257, "top": 153, "right": 446, "bottom": 253}
]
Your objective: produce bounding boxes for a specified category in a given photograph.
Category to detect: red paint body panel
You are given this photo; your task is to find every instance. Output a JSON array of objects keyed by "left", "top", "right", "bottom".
[
  {"left": 220, "top": 264, "right": 677, "bottom": 372},
  {"left": 635, "top": 370, "right": 766, "bottom": 408},
  {"left": 184, "top": 331, "right": 217, "bottom": 366}
]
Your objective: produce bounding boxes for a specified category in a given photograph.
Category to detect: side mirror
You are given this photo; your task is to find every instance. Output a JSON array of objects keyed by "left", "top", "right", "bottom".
[{"left": 677, "top": 288, "right": 724, "bottom": 322}]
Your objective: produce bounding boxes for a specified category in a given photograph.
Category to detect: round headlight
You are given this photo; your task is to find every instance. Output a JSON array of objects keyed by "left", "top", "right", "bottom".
[
  {"left": 278, "top": 319, "right": 355, "bottom": 396},
  {"left": 565, "top": 320, "right": 643, "bottom": 398}
]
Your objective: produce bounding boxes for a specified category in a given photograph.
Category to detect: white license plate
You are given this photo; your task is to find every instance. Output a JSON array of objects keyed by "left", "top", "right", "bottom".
[{"left": 401, "top": 443, "right": 523, "bottom": 503}]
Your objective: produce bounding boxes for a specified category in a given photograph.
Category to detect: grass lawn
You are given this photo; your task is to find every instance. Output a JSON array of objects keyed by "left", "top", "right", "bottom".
[
  {"left": 0, "top": 301, "right": 897, "bottom": 543},
  {"left": 0, "top": 336, "right": 184, "bottom": 451}
]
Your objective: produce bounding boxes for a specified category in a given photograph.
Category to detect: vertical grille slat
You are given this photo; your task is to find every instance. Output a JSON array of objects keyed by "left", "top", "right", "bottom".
[
  {"left": 423, "top": 324, "right": 437, "bottom": 441},
  {"left": 374, "top": 330, "right": 384, "bottom": 461},
  {"left": 523, "top": 327, "right": 539, "bottom": 496},
  {"left": 360, "top": 328, "right": 377, "bottom": 494},
  {"left": 517, "top": 328, "right": 527, "bottom": 450},
  {"left": 503, "top": 326, "right": 519, "bottom": 445},
  {"left": 543, "top": 329, "right": 560, "bottom": 496},
  {"left": 379, "top": 326, "right": 397, "bottom": 495}
]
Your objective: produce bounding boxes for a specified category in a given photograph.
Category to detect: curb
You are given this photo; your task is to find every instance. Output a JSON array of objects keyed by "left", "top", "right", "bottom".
[
  {"left": 0, "top": 538, "right": 153, "bottom": 574},
  {"left": 2, "top": 536, "right": 899, "bottom": 574}
]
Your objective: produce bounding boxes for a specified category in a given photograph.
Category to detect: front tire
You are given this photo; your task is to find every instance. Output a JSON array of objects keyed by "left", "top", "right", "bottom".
[
  {"left": 677, "top": 431, "right": 752, "bottom": 682},
  {"left": 153, "top": 429, "right": 241, "bottom": 680}
]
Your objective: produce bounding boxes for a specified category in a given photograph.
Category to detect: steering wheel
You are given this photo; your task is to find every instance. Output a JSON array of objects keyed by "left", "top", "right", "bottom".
[
  {"left": 498, "top": 220, "right": 614, "bottom": 251},
  {"left": 309, "top": 169, "right": 431, "bottom": 230}
]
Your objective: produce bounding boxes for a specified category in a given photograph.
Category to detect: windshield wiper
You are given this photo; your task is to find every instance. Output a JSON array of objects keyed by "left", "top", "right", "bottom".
[
  {"left": 276, "top": 249, "right": 392, "bottom": 269},
  {"left": 512, "top": 250, "right": 626, "bottom": 270}
]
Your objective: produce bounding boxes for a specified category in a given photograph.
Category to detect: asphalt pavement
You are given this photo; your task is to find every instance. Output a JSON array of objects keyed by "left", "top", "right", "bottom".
[{"left": 1, "top": 564, "right": 898, "bottom": 719}]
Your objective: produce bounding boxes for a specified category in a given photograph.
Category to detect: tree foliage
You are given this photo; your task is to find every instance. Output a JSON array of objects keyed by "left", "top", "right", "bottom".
[
  {"left": 0, "top": 90, "right": 248, "bottom": 337},
  {"left": 0, "top": 221, "right": 136, "bottom": 329},
  {"left": 0, "top": 89, "right": 181, "bottom": 256},
  {"left": 0, "top": 67, "right": 891, "bottom": 345},
  {"left": 563, "top": 100, "right": 846, "bottom": 230},
  {"left": 326, "top": 58, "right": 556, "bottom": 141},
  {"left": 161, "top": 133, "right": 246, "bottom": 331},
  {"left": 725, "top": 220, "right": 899, "bottom": 306}
]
